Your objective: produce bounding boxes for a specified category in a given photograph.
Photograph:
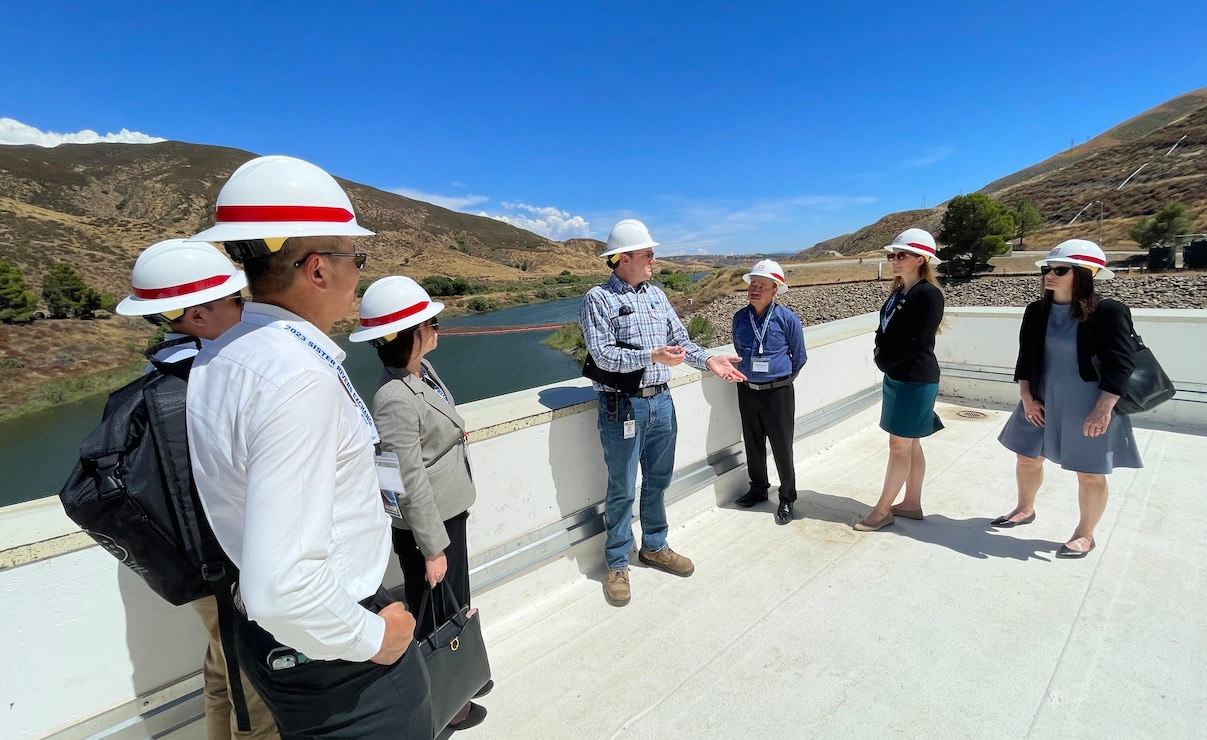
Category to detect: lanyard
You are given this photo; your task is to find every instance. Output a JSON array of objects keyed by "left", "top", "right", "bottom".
[
  {"left": 420, "top": 366, "right": 450, "bottom": 404},
  {"left": 880, "top": 291, "right": 903, "bottom": 332},
  {"left": 748, "top": 303, "right": 775, "bottom": 354},
  {"left": 243, "top": 312, "right": 380, "bottom": 443}
]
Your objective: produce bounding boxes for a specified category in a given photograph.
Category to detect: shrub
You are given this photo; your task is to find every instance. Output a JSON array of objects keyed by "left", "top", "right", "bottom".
[
  {"left": 465, "top": 297, "right": 499, "bottom": 312},
  {"left": 42, "top": 261, "right": 104, "bottom": 319},
  {"left": 542, "top": 323, "right": 587, "bottom": 362},
  {"left": 687, "top": 315, "right": 715, "bottom": 344},
  {"left": 0, "top": 259, "right": 38, "bottom": 324}
]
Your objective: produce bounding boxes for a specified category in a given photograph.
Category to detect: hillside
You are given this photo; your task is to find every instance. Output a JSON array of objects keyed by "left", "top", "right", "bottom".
[
  {"left": 0, "top": 140, "right": 606, "bottom": 301},
  {"left": 802, "top": 87, "right": 1207, "bottom": 258}
]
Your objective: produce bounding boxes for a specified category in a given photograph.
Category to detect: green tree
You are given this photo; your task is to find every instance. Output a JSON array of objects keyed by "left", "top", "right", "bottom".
[
  {"left": 1128, "top": 202, "right": 1193, "bottom": 250},
  {"left": 420, "top": 275, "right": 456, "bottom": 296},
  {"left": 1011, "top": 199, "right": 1043, "bottom": 249},
  {"left": 41, "top": 261, "right": 104, "bottom": 319},
  {"left": 937, "top": 194, "right": 1015, "bottom": 278},
  {"left": 0, "top": 259, "right": 39, "bottom": 324}
]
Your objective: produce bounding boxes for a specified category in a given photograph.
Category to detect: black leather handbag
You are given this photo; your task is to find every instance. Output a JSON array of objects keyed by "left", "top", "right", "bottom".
[
  {"left": 416, "top": 581, "right": 492, "bottom": 729},
  {"left": 1115, "top": 331, "right": 1176, "bottom": 414}
]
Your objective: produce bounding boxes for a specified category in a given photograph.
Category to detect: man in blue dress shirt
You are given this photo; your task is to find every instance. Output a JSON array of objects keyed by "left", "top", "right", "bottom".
[{"left": 731, "top": 259, "right": 807, "bottom": 525}]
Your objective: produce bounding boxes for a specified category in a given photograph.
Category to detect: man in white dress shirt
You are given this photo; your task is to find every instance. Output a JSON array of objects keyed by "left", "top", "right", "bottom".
[{"left": 186, "top": 156, "right": 431, "bottom": 738}]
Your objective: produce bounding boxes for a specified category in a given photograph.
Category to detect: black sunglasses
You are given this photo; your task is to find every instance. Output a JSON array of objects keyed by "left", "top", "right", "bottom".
[
  {"left": 1040, "top": 265, "right": 1073, "bottom": 276},
  {"left": 294, "top": 252, "right": 368, "bottom": 270},
  {"left": 887, "top": 251, "right": 918, "bottom": 261}
]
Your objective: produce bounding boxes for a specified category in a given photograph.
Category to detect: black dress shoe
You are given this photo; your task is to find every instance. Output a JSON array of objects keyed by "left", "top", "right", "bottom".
[
  {"left": 775, "top": 500, "right": 793, "bottom": 525},
  {"left": 474, "top": 679, "right": 494, "bottom": 698},
  {"left": 735, "top": 490, "right": 769, "bottom": 508},
  {"left": 448, "top": 702, "right": 487, "bottom": 732}
]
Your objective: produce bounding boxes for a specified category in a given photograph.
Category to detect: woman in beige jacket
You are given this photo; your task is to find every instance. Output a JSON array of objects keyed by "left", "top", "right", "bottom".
[{"left": 350, "top": 276, "right": 488, "bottom": 731}]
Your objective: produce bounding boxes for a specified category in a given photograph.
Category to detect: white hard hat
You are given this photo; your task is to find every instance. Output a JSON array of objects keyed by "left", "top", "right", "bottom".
[
  {"left": 884, "top": 228, "right": 943, "bottom": 264},
  {"left": 189, "top": 155, "right": 375, "bottom": 250},
  {"left": 348, "top": 276, "right": 444, "bottom": 344},
  {"left": 116, "top": 239, "right": 248, "bottom": 317},
  {"left": 1036, "top": 239, "right": 1115, "bottom": 280},
  {"left": 599, "top": 218, "right": 659, "bottom": 258},
  {"left": 743, "top": 259, "right": 788, "bottom": 295}
]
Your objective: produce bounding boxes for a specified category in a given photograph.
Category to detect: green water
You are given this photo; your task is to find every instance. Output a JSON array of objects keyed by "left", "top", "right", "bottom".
[{"left": 0, "top": 297, "right": 585, "bottom": 508}]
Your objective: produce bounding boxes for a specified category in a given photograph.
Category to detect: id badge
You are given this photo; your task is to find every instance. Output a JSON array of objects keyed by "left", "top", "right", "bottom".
[
  {"left": 752, "top": 357, "right": 771, "bottom": 374},
  {"left": 623, "top": 419, "right": 636, "bottom": 439},
  {"left": 374, "top": 451, "right": 406, "bottom": 519}
]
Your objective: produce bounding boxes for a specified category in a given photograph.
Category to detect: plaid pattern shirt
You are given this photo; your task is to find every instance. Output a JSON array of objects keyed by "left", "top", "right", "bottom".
[{"left": 579, "top": 272, "right": 711, "bottom": 391}]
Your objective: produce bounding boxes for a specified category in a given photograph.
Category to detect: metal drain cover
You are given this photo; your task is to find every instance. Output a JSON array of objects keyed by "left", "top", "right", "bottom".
[{"left": 956, "top": 410, "right": 988, "bottom": 419}]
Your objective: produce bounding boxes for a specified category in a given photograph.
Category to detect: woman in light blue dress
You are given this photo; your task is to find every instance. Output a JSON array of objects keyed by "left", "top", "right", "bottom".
[{"left": 994, "top": 240, "right": 1141, "bottom": 558}]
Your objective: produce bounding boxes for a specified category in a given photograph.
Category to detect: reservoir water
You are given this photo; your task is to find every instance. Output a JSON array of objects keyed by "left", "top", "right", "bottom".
[{"left": 0, "top": 297, "right": 585, "bottom": 508}]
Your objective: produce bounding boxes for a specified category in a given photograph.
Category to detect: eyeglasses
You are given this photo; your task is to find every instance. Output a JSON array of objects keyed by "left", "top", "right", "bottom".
[
  {"left": 887, "top": 251, "right": 918, "bottom": 261},
  {"left": 630, "top": 250, "right": 655, "bottom": 261},
  {"left": 294, "top": 252, "right": 368, "bottom": 270},
  {"left": 1040, "top": 265, "right": 1073, "bottom": 276},
  {"left": 202, "top": 293, "right": 244, "bottom": 309},
  {"left": 428, "top": 318, "right": 440, "bottom": 332}
]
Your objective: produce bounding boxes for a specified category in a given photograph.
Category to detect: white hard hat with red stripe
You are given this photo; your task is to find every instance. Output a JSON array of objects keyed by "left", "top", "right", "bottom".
[
  {"left": 190, "top": 155, "right": 374, "bottom": 250},
  {"left": 743, "top": 258, "right": 788, "bottom": 295},
  {"left": 116, "top": 239, "right": 247, "bottom": 317},
  {"left": 1035, "top": 239, "right": 1115, "bottom": 280},
  {"left": 349, "top": 276, "right": 444, "bottom": 345},
  {"left": 884, "top": 228, "right": 943, "bottom": 264},
  {"left": 599, "top": 219, "right": 659, "bottom": 258}
]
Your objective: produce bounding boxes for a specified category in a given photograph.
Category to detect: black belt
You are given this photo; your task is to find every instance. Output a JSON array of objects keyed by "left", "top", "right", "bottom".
[
  {"left": 741, "top": 377, "right": 793, "bottom": 391},
  {"left": 628, "top": 383, "right": 668, "bottom": 398}
]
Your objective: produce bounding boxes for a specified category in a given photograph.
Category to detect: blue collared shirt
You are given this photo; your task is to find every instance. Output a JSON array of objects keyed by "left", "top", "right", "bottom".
[
  {"left": 731, "top": 302, "right": 807, "bottom": 382},
  {"left": 579, "top": 272, "right": 712, "bottom": 391}
]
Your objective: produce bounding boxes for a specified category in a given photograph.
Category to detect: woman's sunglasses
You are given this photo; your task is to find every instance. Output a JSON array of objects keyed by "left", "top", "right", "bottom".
[
  {"left": 1040, "top": 265, "right": 1073, "bottom": 276},
  {"left": 887, "top": 251, "right": 918, "bottom": 261}
]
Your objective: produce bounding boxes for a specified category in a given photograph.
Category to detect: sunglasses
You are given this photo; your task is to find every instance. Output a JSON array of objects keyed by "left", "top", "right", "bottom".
[
  {"left": 367, "top": 317, "right": 440, "bottom": 348},
  {"left": 294, "top": 252, "right": 368, "bottom": 270},
  {"left": 1040, "top": 265, "right": 1073, "bottom": 276},
  {"left": 888, "top": 251, "right": 918, "bottom": 261}
]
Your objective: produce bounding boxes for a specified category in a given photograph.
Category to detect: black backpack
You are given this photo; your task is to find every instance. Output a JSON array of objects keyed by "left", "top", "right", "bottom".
[{"left": 59, "top": 335, "right": 251, "bottom": 730}]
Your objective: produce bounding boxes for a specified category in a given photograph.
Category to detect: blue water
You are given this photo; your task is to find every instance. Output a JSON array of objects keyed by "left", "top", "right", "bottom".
[{"left": 0, "top": 297, "right": 586, "bottom": 507}]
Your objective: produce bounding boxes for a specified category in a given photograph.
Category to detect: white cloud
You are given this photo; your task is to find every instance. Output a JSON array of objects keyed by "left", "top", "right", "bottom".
[
  {"left": 900, "top": 147, "right": 955, "bottom": 168},
  {"left": 392, "top": 188, "right": 490, "bottom": 211},
  {"left": 0, "top": 118, "right": 164, "bottom": 147},
  {"left": 478, "top": 202, "right": 592, "bottom": 240}
]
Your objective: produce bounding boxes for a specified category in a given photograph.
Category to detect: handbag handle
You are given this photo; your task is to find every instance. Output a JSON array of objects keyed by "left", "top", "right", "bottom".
[{"left": 415, "top": 579, "right": 468, "bottom": 643}]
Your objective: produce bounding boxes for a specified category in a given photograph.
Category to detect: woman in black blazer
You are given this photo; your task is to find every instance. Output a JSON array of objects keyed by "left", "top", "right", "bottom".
[
  {"left": 856, "top": 229, "right": 946, "bottom": 532},
  {"left": 993, "top": 240, "right": 1142, "bottom": 558}
]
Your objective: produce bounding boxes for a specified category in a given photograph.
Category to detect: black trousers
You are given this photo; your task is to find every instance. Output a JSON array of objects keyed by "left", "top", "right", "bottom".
[
  {"left": 233, "top": 599, "right": 433, "bottom": 740},
  {"left": 736, "top": 383, "right": 797, "bottom": 502},
  {"left": 392, "top": 511, "right": 470, "bottom": 640}
]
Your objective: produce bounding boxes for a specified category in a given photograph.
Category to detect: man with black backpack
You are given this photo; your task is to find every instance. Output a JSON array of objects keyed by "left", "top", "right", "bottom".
[{"left": 111, "top": 238, "right": 278, "bottom": 740}]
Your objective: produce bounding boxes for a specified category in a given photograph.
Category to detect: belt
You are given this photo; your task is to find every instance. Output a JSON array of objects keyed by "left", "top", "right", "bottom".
[
  {"left": 628, "top": 383, "right": 668, "bottom": 398},
  {"left": 741, "top": 377, "right": 793, "bottom": 391}
]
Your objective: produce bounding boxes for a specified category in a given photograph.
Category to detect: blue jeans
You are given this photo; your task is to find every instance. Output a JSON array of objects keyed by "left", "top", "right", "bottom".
[{"left": 597, "top": 391, "right": 677, "bottom": 570}]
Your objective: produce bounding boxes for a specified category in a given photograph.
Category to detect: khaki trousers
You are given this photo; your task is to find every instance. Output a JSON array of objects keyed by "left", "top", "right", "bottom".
[{"left": 191, "top": 596, "right": 279, "bottom": 739}]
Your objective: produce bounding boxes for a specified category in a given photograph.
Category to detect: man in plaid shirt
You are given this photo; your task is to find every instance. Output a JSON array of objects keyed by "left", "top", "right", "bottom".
[{"left": 579, "top": 219, "right": 744, "bottom": 607}]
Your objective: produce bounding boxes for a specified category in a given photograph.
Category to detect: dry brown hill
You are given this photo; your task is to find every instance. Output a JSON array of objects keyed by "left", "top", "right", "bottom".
[
  {"left": 801, "top": 88, "right": 1207, "bottom": 258},
  {"left": 0, "top": 140, "right": 606, "bottom": 300}
]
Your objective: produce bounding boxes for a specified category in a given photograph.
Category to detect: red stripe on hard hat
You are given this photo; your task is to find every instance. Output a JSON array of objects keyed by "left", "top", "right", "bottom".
[
  {"left": 906, "top": 241, "right": 936, "bottom": 256},
  {"left": 215, "top": 205, "right": 356, "bottom": 224},
  {"left": 1067, "top": 253, "right": 1106, "bottom": 267},
  {"left": 133, "top": 275, "right": 229, "bottom": 300},
  {"left": 770, "top": 272, "right": 785, "bottom": 283},
  {"left": 360, "top": 301, "right": 430, "bottom": 328}
]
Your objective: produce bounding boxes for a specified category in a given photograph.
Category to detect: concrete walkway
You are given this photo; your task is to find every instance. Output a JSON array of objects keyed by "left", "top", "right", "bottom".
[{"left": 474, "top": 404, "right": 1206, "bottom": 739}]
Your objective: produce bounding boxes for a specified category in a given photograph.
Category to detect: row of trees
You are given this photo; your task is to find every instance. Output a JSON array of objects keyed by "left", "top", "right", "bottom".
[{"left": 0, "top": 259, "right": 113, "bottom": 324}]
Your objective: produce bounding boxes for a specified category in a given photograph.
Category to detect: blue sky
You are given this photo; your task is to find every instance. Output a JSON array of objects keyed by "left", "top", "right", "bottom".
[{"left": 2, "top": 1, "right": 1205, "bottom": 255}]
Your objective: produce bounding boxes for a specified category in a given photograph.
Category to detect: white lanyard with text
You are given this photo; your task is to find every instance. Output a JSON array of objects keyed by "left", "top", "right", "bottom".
[
  {"left": 243, "top": 312, "right": 380, "bottom": 443},
  {"left": 881, "top": 291, "right": 903, "bottom": 332},
  {"left": 748, "top": 302, "right": 775, "bottom": 355}
]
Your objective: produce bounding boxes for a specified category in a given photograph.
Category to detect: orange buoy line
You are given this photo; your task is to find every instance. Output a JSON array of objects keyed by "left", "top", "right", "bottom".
[{"left": 439, "top": 322, "right": 570, "bottom": 336}]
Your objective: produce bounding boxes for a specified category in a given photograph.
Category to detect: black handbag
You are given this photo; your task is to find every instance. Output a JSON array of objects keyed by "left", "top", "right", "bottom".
[
  {"left": 416, "top": 581, "right": 492, "bottom": 729},
  {"left": 1115, "top": 329, "right": 1176, "bottom": 414}
]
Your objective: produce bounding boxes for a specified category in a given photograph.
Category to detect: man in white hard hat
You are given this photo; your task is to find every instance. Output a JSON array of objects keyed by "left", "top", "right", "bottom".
[
  {"left": 116, "top": 239, "right": 278, "bottom": 740},
  {"left": 580, "top": 218, "right": 745, "bottom": 607},
  {"left": 731, "top": 259, "right": 807, "bottom": 526},
  {"left": 185, "top": 156, "right": 432, "bottom": 738}
]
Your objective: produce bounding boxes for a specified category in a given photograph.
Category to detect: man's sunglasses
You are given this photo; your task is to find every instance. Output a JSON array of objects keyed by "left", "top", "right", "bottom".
[
  {"left": 1040, "top": 265, "right": 1073, "bottom": 276},
  {"left": 294, "top": 252, "right": 368, "bottom": 270}
]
